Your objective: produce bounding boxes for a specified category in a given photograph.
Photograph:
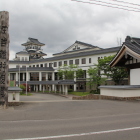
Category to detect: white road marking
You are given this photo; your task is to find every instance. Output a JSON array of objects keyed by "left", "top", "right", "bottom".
[{"left": 7, "top": 126, "right": 140, "bottom": 140}]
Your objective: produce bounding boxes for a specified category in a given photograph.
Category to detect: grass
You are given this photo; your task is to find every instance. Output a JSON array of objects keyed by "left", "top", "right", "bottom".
[{"left": 68, "top": 91, "right": 90, "bottom": 96}]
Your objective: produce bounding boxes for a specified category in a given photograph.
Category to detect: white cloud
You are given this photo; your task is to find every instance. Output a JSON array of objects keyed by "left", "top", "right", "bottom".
[{"left": 1, "top": 0, "right": 140, "bottom": 56}]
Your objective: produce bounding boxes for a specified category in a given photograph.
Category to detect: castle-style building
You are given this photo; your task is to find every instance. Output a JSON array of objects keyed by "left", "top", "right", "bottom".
[{"left": 9, "top": 38, "right": 120, "bottom": 94}]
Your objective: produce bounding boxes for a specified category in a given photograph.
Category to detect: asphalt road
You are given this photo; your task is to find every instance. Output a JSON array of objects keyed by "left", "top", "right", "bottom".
[{"left": 0, "top": 93, "right": 140, "bottom": 140}]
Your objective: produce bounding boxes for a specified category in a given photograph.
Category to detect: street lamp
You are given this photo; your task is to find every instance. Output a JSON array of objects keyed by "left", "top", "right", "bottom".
[
  {"left": 26, "top": 66, "right": 27, "bottom": 96},
  {"left": 19, "top": 64, "right": 20, "bottom": 87}
]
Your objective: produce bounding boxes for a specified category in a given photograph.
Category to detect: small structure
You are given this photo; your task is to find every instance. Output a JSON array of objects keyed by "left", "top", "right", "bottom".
[
  {"left": 14, "top": 38, "right": 46, "bottom": 61},
  {"left": 8, "top": 87, "right": 22, "bottom": 102},
  {"left": 99, "top": 36, "right": 140, "bottom": 99}
]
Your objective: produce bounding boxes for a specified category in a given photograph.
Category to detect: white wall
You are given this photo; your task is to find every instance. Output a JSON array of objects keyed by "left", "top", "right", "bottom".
[
  {"left": 130, "top": 68, "right": 140, "bottom": 85},
  {"left": 8, "top": 93, "right": 20, "bottom": 102},
  {"left": 100, "top": 88, "right": 140, "bottom": 97}
]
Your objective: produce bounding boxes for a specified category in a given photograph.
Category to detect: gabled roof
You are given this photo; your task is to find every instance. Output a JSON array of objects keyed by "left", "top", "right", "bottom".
[
  {"left": 12, "top": 46, "right": 119, "bottom": 64},
  {"left": 110, "top": 36, "right": 140, "bottom": 67},
  {"left": 22, "top": 38, "right": 45, "bottom": 46},
  {"left": 61, "top": 40, "right": 100, "bottom": 54},
  {"left": 75, "top": 40, "right": 99, "bottom": 48}
]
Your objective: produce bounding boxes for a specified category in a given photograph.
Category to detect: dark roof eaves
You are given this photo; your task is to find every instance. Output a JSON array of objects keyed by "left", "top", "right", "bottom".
[
  {"left": 10, "top": 47, "right": 120, "bottom": 64},
  {"left": 53, "top": 47, "right": 102, "bottom": 55},
  {"left": 31, "top": 46, "right": 120, "bottom": 63}
]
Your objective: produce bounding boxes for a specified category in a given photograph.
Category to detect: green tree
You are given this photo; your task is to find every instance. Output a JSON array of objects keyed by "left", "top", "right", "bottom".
[
  {"left": 58, "top": 64, "right": 84, "bottom": 80},
  {"left": 87, "top": 67, "right": 106, "bottom": 94},
  {"left": 97, "top": 55, "right": 128, "bottom": 85},
  {"left": 20, "top": 84, "right": 26, "bottom": 91},
  {"left": 76, "top": 68, "right": 84, "bottom": 78}
]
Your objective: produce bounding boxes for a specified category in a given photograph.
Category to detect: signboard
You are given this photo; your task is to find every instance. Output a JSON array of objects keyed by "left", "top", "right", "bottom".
[{"left": 0, "top": 11, "right": 9, "bottom": 107}]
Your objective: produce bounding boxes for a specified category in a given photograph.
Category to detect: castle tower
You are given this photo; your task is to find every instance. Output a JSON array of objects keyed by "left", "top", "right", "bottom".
[{"left": 21, "top": 38, "right": 47, "bottom": 61}]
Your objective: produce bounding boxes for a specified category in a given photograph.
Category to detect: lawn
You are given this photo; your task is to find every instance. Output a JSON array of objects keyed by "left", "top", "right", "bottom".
[{"left": 69, "top": 91, "right": 90, "bottom": 96}]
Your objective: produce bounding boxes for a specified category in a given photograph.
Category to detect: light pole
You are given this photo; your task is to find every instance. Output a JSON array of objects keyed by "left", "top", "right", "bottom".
[
  {"left": 19, "top": 64, "right": 20, "bottom": 87},
  {"left": 26, "top": 66, "right": 27, "bottom": 96}
]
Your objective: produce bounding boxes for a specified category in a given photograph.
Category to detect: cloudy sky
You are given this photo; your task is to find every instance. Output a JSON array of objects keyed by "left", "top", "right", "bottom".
[{"left": 1, "top": 0, "right": 140, "bottom": 60}]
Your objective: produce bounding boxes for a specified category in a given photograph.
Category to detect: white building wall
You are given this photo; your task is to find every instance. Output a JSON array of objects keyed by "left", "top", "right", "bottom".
[{"left": 130, "top": 68, "right": 140, "bottom": 85}]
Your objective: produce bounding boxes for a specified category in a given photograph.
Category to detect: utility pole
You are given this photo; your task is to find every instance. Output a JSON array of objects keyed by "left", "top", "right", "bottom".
[{"left": 0, "top": 11, "right": 9, "bottom": 108}]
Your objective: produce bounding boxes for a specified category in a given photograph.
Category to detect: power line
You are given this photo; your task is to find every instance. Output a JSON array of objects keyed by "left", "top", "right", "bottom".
[
  {"left": 71, "top": 0, "right": 140, "bottom": 12},
  {"left": 109, "top": 0, "right": 140, "bottom": 7},
  {"left": 89, "top": 0, "right": 140, "bottom": 11}
]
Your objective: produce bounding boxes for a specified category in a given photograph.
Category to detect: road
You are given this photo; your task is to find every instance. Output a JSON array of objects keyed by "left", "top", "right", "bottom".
[{"left": 0, "top": 93, "right": 140, "bottom": 140}]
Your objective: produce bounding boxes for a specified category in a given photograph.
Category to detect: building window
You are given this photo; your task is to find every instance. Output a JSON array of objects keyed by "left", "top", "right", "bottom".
[
  {"left": 75, "top": 59, "right": 79, "bottom": 65},
  {"left": 59, "top": 61, "right": 62, "bottom": 66},
  {"left": 45, "top": 63, "right": 47, "bottom": 67},
  {"left": 16, "top": 65, "right": 19, "bottom": 68},
  {"left": 25, "top": 57, "right": 27, "bottom": 61},
  {"left": 40, "top": 64, "right": 43, "bottom": 67},
  {"left": 54, "top": 62, "right": 57, "bottom": 67},
  {"left": 22, "top": 57, "right": 24, "bottom": 61},
  {"left": 22, "top": 65, "right": 26, "bottom": 68},
  {"left": 89, "top": 58, "right": 91, "bottom": 63},
  {"left": 33, "top": 65, "right": 35, "bottom": 67},
  {"left": 69, "top": 60, "right": 73, "bottom": 65},
  {"left": 49, "top": 63, "right": 52, "bottom": 67},
  {"left": 36, "top": 65, "right": 39, "bottom": 67},
  {"left": 82, "top": 58, "right": 86, "bottom": 64},
  {"left": 64, "top": 61, "right": 67, "bottom": 65}
]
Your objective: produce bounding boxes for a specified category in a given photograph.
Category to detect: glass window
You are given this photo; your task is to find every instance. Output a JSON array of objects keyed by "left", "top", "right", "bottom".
[
  {"left": 75, "top": 59, "right": 79, "bottom": 65},
  {"left": 69, "top": 60, "right": 73, "bottom": 65},
  {"left": 45, "top": 63, "right": 47, "bottom": 67},
  {"left": 49, "top": 63, "right": 52, "bottom": 67},
  {"left": 82, "top": 58, "right": 86, "bottom": 64},
  {"left": 59, "top": 61, "right": 62, "bottom": 66},
  {"left": 40, "top": 64, "right": 43, "bottom": 67},
  {"left": 64, "top": 61, "right": 67, "bottom": 65},
  {"left": 89, "top": 58, "right": 91, "bottom": 63},
  {"left": 54, "top": 62, "right": 57, "bottom": 67}
]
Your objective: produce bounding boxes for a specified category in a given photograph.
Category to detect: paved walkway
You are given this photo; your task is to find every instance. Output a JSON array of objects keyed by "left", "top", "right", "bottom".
[{"left": 20, "top": 93, "right": 71, "bottom": 102}]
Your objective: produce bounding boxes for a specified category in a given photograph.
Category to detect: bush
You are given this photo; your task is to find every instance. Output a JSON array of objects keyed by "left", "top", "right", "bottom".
[
  {"left": 68, "top": 89, "right": 73, "bottom": 92},
  {"left": 22, "top": 83, "right": 30, "bottom": 92},
  {"left": 90, "top": 90, "right": 100, "bottom": 94},
  {"left": 20, "top": 84, "right": 25, "bottom": 90}
]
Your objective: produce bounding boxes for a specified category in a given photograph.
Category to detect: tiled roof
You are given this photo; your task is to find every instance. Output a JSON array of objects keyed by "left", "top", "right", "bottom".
[
  {"left": 53, "top": 47, "right": 102, "bottom": 56},
  {"left": 15, "top": 80, "right": 75, "bottom": 85},
  {"left": 110, "top": 36, "right": 140, "bottom": 67},
  {"left": 10, "top": 46, "right": 120, "bottom": 64},
  {"left": 8, "top": 87, "right": 22, "bottom": 91},
  {"left": 124, "top": 36, "right": 140, "bottom": 55},
  {"left": 22, "top": 38, "right": 45, "bottom": 46},
  {"left": 16, "top": 51, "right": 28, "bottom": 55},
  {"left": 9, "top": 67, "right": 54, "bottom": 72},
  {"left": 75, "top": 40, "right": 99, "bottom": 48}
]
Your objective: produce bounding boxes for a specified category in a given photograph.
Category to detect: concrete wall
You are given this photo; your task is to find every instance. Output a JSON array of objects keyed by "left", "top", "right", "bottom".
[
  {"left": 130, "top": 68, "right": 140, "bottom": 85},
  {"left": 8, "top": 93, "right": 20, "bottom": 102},
  {"left": 100, "top": 88, "right": 140, "bottom": 97}
]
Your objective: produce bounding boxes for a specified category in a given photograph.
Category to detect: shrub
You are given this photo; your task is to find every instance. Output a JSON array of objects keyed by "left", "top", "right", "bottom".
[{"left": 68, "top": 89, "right": 73, "bottom": 92}]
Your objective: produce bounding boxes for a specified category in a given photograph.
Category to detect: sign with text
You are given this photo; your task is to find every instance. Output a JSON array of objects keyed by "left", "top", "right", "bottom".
[{"left": 0, "top": 11, "right": 9, "bottom": 106}]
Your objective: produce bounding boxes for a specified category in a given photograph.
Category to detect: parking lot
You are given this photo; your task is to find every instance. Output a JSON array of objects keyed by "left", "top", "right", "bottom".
[{"left": 0, "top": 93, "right": 140, "bottom": 140}]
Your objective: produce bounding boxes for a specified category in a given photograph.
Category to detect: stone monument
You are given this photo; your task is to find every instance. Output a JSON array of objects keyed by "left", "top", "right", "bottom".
[{"left": 0, "top": 11, "right": 9, "bottom": 107}]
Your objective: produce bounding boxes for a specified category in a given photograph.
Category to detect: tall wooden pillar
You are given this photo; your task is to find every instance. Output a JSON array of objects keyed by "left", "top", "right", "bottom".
[{"left": 0, "top": 11, "right": 9, "bottom": 107}]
